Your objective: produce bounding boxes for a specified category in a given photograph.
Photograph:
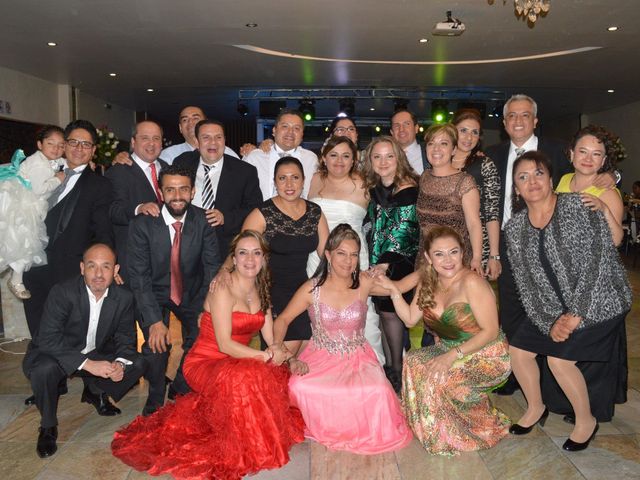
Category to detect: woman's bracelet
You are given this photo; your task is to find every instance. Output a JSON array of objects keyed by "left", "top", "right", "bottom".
[{"left": 390, "top": 292, "right": 401, "bottom": 300}]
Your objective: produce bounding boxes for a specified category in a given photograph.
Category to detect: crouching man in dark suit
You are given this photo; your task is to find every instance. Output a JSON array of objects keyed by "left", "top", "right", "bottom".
[{"left": 23, "top": 244, "right": 146, "bottom": 458}]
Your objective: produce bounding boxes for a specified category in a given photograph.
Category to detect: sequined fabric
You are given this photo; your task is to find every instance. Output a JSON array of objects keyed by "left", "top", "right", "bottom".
[
  {"left": 416, "top": 171, "right": 477, "bottom": 265},
  {"left": 403, "top": 303, "right": 511, "bottom": 455},
  {"left": 309, "top": 285, "right": 367, "bottom": 356}
]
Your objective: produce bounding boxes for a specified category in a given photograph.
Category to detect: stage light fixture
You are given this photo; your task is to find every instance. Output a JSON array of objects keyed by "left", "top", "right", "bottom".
[
  {"left": 237, "top": 102, "right": 249, "bottom": 117},
  {"left": 431, "top": 100, "right": 448, "bottom": 123},
  {"left": 338, "top": 98, "right": 355, "bottom": 117},
  {"left": 299, "top": 99, "right": 316, "bottom": 121}
]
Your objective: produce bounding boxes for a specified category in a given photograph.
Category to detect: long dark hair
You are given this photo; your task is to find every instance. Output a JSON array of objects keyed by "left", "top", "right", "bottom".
[
  {"left": 511, "top": 150, "right": 554, "bottom": 214},
  {"left": 312, "top": 223, "right": 361, "bottom": 289}
]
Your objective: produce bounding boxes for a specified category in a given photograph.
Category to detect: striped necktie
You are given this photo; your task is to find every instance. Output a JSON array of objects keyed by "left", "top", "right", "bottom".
[
  {"left": 201, "top": 164, "right": 215, "bottom": 210},
  {"left": 515, "top": 147, "right": 526, "bottom": 158}
]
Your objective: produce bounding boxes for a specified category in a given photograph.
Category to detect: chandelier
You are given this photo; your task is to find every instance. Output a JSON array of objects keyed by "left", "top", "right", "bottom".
[{"left": 514, "top": 0, "right": 551, "bottom": 23}]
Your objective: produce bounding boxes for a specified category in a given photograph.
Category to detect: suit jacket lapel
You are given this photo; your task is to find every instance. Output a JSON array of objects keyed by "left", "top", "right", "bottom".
[
  {"left": 54, "top": 168, "right": 88, "bottom": 241},
  {"left": 95, "top": 294, "right": 117, "bottom": 348},
  {"left": 215, "top": 159, "right": 231, "bottom": 210},
  {"left": 179, "top": 206, "right": 197, "bottom": 269},
  {"left": 132, "top": 161, "right": 157, "bottom": 200}
]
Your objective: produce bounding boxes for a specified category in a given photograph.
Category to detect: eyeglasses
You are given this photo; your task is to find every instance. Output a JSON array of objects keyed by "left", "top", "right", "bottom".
[
  {"left": 334, "top": 126, "right": 357, "bottom": 134},
  {"left": 66, "top": 139, "right": 95, "bottom": 149},
  {"left": 457, "top": 127, "right": 480, "bottom": 137}
]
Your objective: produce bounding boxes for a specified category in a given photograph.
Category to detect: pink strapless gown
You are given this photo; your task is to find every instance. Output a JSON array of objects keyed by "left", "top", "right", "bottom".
[{"left": 289, "top": 289, "right": 412, "bottom": 454}]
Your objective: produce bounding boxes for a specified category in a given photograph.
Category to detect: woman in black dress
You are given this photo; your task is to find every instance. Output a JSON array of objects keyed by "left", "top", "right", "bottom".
[
  {"left": 504, "top": 151, "right": 631, "bottom": 451},
  {"left": 237, "top": 156, "right": 329, "bottom": 354}
]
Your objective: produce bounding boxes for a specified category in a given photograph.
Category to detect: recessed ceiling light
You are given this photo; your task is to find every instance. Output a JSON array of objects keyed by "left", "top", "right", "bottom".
[
  {"left": 488, "top": 114, "right": 494, "bottom": 118},
  {"left": 109, "top": 73, "right": 117, "bottom": 77},
  {"left": 370, "top": 107, "right": 375, "bottom": 111},
  {"left": 607, "top": 26, "right": 619, "bottom": 31},
  {"left": 47, "top": 42, "right": 57, "bottom": 47},
  {"left": 419, "top": 38, "right": 428, "bottom": 43},
  {"left": 147, "top": 88, "right": 154, "bottom": 92},
  {"left": 607, "top": 89, "right": 615, "bottom": 93},
  {"left": 448, "top": 111, "right": 454, "bottom": 115},
  {"left": 245, "top": 23, "right": 258, "bottom": 28}
]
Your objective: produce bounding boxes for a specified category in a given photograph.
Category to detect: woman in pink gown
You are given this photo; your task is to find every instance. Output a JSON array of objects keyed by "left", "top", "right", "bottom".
[
  {"left": 273, "top": 224, "right": 413, "bottom": 454},
  {"left": 112, "top": 231, "right": 304, "bottom": 480}
]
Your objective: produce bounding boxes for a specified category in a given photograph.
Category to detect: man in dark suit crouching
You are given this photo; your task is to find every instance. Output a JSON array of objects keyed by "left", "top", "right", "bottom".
[{"left": 23, "top": 244, "right": 146, "bottom": 458}]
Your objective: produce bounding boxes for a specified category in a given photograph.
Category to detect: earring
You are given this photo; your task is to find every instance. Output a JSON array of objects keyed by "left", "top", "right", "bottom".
[
  {"left": 328, "top": 261, "right": 332, "bottom": 274},
  {"left": 352, "top": 270, "right": 357, "bottom": 282}
]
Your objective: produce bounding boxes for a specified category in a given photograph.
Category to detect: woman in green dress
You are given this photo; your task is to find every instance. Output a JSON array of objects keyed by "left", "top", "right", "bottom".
[{"left": 363, "top": 136, "right": 419, "bottom": 392}]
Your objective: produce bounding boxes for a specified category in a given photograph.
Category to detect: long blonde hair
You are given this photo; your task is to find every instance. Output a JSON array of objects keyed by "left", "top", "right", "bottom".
[
  {"left": 362, "top": 136, "right": 418, "bottom": 192},
  {"left": 417, "top": 226, "right": 464, "bottom": 311},
  {"left": 229, "top": 230, "right": 272, "bottom": 312}
]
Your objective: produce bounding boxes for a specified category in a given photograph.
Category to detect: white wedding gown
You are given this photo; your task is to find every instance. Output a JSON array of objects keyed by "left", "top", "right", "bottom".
[{"left": 307, "top": 197, "right": 385, "bottom": 365}]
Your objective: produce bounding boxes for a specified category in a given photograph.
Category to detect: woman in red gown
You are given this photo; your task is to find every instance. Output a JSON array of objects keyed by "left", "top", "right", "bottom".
[{"left": 112, "top": 230, "right": 305, "bottom": 480}]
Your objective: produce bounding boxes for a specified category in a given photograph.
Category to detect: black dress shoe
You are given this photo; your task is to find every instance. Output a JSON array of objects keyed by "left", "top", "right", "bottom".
[
  {"left": 24, "top": 395, "right": 35, "bottom": 406},
  {"left": 167, "top": 384, "right": 178, "bottom": 401},
  {"left": 563, "top": 423, "right": 599, "bottom": 451},
  {"left": 81, "top": 387, "right": 121, "bottom": 416},
  {"left": 36, "top": 426, "right": 58, "bottom": 458},
  {"left": 509, "top": 407, "right": 549, "bottom": 435},
  {"left": 563, "top": 414, "right": 576, "bottom": 425},
  {"left": 142, "top": 403, "right": 160, "bottom": 417}
]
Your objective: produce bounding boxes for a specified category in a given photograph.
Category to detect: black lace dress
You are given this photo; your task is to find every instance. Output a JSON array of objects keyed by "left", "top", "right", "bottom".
[{"left": 259, "top": 199, "right": 321, "bottom": 340}]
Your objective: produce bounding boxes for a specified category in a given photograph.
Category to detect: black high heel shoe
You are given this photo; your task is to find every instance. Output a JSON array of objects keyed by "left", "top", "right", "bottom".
[
  {"left": 509, "top": 407, "right": 549, "bottom": 435},
  {"left": 562, "top": 422, "right": 599, "bottom": 451}
]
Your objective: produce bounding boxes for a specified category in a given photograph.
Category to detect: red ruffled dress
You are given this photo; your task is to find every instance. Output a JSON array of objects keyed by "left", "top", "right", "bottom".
[{"left": 111, "top": 311, "right": 305, "bottom": 480}]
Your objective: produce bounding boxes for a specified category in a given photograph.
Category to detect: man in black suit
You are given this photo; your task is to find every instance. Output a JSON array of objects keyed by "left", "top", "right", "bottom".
[
  {"left": 484, "top": 94, "right": 571, "bottom": 394},
  {"left": 105, "top": 120, "right": 168, "bottom": 281},
  {"left": 24, "top": 120, "right": 113, "bottom": 338},
  {"left": 127, "top": 164, "right": 221, "bottom": 415},
  {"left": 174, "top": 119, "right": 262, "bottom": 257},
  {"left": 23, "top": 244, "right": 146, "bottom": 458}
]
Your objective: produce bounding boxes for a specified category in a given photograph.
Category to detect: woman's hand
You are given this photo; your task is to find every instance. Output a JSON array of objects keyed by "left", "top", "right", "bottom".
[
  {"left": 266, "top": 343, "right": 289, "bottom": 366},
  {"left": 550, "top": 314, "right": 581, "bottom": 342},
  {"left": 485, "top": 258, "right": 502, "bottom": 281},
  {"left": 288, "top": 358, "right": 309, "bottom": 375},
  {"left": 373, "top": 274, "right": 397, "bottom": 294},
  {"left": 470, "top": 257, "right": 483, "bottom": 276},
  {"left": 424, "top": 350, "right": 456, "bottom": 383},
  {"left": 209, "top": 268, "right": 232, "bottom": 293},
  {"left": 580, "top": 192, "right": 607, "bottom": 213},
  {"left": 592, "top": 171, "right": 616, "bottom": 190}
]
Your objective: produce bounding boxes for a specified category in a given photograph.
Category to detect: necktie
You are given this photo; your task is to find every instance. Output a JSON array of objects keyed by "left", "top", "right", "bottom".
[
  {"left": 149, "top": 163, "right": 162, "bottom": 203},
  {"left": 201, "top": 164, "right": 215, "bottom": 210},
  {"left": 48, "top": 167, "right": 79, "bottom": 209},
  {"left": 515, "top": 147, "right": 526, "bottom": 159},
  {"left": 170, "top": 222, "right": 183, "bottom": 305}
]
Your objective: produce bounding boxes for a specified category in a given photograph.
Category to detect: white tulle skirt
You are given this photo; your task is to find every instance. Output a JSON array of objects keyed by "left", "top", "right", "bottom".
[{"left": 0, "top": 179, "right": 48, "bottom": 272}]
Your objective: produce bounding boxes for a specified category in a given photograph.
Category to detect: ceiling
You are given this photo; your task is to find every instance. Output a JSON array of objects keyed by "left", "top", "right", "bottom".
[{"left": 1, "top": 0, "right": 639, "bottom": 127}]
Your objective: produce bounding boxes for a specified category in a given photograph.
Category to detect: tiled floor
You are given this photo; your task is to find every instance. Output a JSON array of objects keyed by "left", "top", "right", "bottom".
[{"left": 1, "top": 264, "right": 639, "bottom": 479}]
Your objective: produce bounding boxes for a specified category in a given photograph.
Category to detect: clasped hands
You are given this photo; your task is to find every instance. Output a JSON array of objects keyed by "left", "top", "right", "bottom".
[
  {"left": 550, "top": 313, "right": 581, "bottom": 342},
  {"left": 264, "top": 343, "right": 309, "bottom": 375},
  {"left": 83, "top": 359, "right": 125, "bottom": 382}
]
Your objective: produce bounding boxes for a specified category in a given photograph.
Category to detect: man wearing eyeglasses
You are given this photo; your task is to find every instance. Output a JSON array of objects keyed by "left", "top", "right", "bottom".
[
  {"left": 23, "top": 119, "right": 114, "bottom": 341},
  {"left": 390, "top": 109, "right": 429, "bottom": 174}
]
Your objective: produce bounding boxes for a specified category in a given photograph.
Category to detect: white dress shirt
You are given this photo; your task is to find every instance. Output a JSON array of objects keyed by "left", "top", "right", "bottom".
[
  {"left": 502, "top": 135, "right": 538, "bottom": 228},
  {"left": 243, "top": 144, "right": 317, "bottom": 201},
  {"left": 162, "top": 205, "right": 187, "bottom": 243},
  {"left": 81, "top": 285, "right": 109, "bottom": 355},
  {"left": 161, "top": 142, "right": 239, "bottom": 165},
  {"left": 192, "top": 157, "right": 224, "bottom": 209},
  {"left": 404, "top": 140, "right": 424, "bottom": 175}
]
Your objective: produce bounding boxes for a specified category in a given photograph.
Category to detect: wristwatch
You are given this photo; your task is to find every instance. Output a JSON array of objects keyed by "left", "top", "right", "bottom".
[
  {"left": 489, "top": 255, "right": 501, "bottom": 260},
  {"left": 454, "top": 347, "right": 464, "bottom": 360}
]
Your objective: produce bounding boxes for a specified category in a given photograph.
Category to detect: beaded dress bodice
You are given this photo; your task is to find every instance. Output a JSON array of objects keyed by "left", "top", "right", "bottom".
[{"left": 308, "top": 285, "right": 367, "bottom": 356}]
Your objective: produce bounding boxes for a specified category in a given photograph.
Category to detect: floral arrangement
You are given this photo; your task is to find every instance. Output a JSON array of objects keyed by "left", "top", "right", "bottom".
[
  {"left": 612, "top": 136, "right": 627, "bottom": 164},
  {"left": 94, "top": 125, "right": 120, "bottom": 166}
]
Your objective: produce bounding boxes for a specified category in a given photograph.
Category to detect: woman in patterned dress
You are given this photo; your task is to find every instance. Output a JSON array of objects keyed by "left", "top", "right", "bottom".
[
  {"left": 416, "top": 123, "right": 482, "bottom": 275},
  {"left": 362, "top": 136, "right": 420, "bottom": 392},
  {"left": 376, "top": 226, "right": 511, "bottom": 455},
  {"left": 451, "top": 109, "right": 502, "bottom": 280}
]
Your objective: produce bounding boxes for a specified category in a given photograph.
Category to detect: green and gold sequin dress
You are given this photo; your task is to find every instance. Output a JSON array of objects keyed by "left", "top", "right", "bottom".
[{"left": 402, "top": 303, "right": 511, "bottom": 455}]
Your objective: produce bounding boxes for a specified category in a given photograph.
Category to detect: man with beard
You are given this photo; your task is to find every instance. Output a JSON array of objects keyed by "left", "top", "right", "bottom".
[{"left": 127, "top": 165, "right": 221, "bottom": 415}]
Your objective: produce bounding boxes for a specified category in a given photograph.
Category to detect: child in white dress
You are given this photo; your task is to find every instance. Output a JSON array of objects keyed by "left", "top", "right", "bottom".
[{"left": 0, "top": 125, "right": 66, "bottom": 299}]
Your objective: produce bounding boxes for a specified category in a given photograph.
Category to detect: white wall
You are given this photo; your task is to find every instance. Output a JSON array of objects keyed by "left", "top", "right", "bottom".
[
  {"left": 0, "top": 66, "right": 60, "bottom": 125},
  {"left": 76, "top": 90, "right": 135, "bottom": 139},
  {"left": 0, "top": 65, "right": 134, "bottom": 139},
  {"left": 583, "top": 101, "right": 640, "bottom": 194}
]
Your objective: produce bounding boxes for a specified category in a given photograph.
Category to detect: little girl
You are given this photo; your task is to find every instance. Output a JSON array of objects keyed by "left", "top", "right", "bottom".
[{"left": 0, "top": 125, "right": 66, "bottom": 299}]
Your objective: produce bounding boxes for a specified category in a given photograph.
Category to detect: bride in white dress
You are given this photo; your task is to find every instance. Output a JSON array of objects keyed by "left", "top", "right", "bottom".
[{"left": 306, "top": 136, "right": 385, "bottom": 364}]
